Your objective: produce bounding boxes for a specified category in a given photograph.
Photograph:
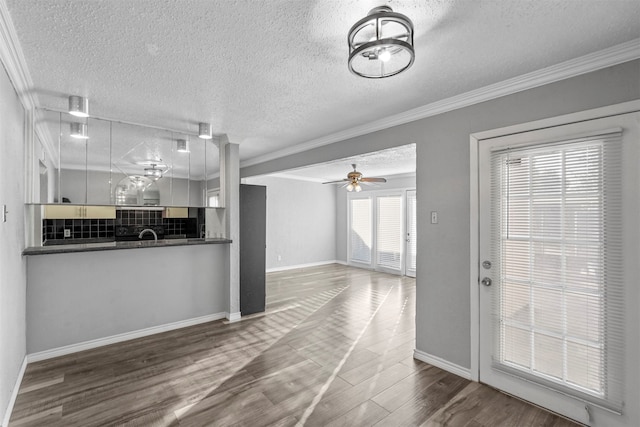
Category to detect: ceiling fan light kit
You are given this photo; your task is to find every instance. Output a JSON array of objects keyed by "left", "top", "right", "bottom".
[
  {"left": 323, "top": 164, "right": 387, "bottom": 191},
  {"left": 348, "top": 5, "right": 415, "bottom": 78}
]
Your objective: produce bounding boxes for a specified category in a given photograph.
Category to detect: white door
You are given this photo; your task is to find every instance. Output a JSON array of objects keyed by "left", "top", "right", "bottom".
[
  {"left": 478, "top": 112, "right": 639, "bottom": 426},
  {"left": 375, "top": 194, "right": 404, "bottom": 274},
  {"left": 405, "top": 189, "right": 417, "bottom": 277}
]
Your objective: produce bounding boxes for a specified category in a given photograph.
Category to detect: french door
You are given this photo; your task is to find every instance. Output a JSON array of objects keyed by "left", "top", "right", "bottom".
[
  {"left": 349, "top": 190, "right": 414, "bottom": 275},
  {"left": 478, "top": 112, "right": 639, "bottom": 426}
]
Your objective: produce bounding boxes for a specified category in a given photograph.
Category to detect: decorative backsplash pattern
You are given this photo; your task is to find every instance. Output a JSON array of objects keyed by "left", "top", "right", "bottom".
[{"left": 43, "top": 209, "right": 199, "bottom": 243}]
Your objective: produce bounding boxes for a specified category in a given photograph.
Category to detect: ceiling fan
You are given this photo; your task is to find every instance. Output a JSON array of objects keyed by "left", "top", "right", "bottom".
[{"left": 323, "top": 164, "right": 387, "bottom": 192}]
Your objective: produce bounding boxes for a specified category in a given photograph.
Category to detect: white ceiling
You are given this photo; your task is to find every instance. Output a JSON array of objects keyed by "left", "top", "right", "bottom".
[
  {"left": 5, "top": 0, "right": 640, "bottom": 175},
  {"left": 266, "top": 144, "right": 416, "bottom": 183}
]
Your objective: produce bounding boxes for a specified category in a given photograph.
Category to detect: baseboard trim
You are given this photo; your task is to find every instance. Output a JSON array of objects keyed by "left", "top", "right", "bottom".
[
  {"left": 27, "top": 312, "right": 227, "bottom": 363},
  {"left": 266, "top": 260, "right": 341, "bottom": 273},
  {"left": 1, "top": 355, "right": 27, "bottom": 427},
  {"left": 226, "top": 312, "right": 242, "bottom": 322},
  {"left": 413, "top": 349, "right": 472, "bottom": 380}
]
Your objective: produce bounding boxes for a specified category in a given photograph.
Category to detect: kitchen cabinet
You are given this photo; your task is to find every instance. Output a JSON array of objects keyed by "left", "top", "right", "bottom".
[
  {"left": 163, "top": 207, "right": 189, "bottom": 218},
  {"left": 43, "top": 205, "right": 116, "bottom": 219}
]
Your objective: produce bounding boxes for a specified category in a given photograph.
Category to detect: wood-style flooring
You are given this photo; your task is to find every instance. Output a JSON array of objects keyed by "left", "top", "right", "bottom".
[{"left": 9, "top": 264, "right": 579, "bottom": 426}]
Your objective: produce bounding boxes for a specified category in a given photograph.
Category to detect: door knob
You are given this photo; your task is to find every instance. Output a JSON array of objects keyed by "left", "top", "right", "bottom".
[{"left": 481, "top": 277, "right": 492, "bottom": 287}]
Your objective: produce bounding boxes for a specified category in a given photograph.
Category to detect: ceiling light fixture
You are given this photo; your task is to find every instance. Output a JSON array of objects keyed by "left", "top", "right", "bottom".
[
  {"left": 144, "top": 164, "right": 163, "bottom": 180},
  {"left": 198, "top": 122, "right": 212, "bottom": 139},
  {"left": 176, "top": 138, "right": 189, "bottom": 152},
  {"left": 70, "top": 122, "right": 89, "bottom": 139},
  {"left": 68, "top": 95, "right": 89, "bottom": 117},
  {"left": 348, "top": 6, "right": 415, "bottom": 78}
]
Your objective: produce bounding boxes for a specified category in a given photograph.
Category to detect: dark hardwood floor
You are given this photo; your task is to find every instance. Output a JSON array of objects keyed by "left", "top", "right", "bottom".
[{"left": 9, "top": 264, "right": 578, "bottom": 426}]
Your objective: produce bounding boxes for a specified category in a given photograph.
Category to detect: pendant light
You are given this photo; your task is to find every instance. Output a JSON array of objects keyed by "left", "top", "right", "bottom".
[
  {"left": 348, "top": 6, "right": 415, "bottom": 78},
  {"left": 68, "top": 95, "right": 89, "bottom": 117},
  {"left": 198, "top": 122, "right": 212, "bottom": 139},
  {"left": 70, "top": 122, "right": 89, "bottom": 139}
]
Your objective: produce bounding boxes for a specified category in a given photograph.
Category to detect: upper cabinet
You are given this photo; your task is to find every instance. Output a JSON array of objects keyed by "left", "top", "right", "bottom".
[{"left": 36, "top": 109, "right": 220, "bottom": 207}]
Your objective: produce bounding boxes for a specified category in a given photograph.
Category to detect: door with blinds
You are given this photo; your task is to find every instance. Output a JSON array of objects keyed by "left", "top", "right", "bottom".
[
  {"left": 348, "top": 191, "right": 409, "bottom": 275},
  {"left": 478, "top": 112, "right": 639, "bottom": 426}
]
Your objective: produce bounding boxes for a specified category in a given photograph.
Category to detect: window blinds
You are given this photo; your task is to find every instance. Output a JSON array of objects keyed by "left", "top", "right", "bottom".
[
  {"left": 377, "top": 195, "right": 402, "bottom": 269},
  {"left": 490, "top": 130, "right": 624, "bottom": 412},
  {"left": 350, "top": 198, "right": 372, "bottom": 264}
]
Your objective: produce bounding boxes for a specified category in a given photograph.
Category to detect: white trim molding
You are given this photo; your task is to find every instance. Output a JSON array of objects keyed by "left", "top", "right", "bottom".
[
  {"left": 225, "top": 312, "right": 242, "bottom": 322},
  {"left": 1, "top": 356, "right": 27, "bottom": 427},
  {"left": 413, "top": 349, "right": 472, "bottom": 380},
  {"left": 266, "top": 260, "right": 341, "bottom": 273},
  {"left": 27, "top": 312, "right": 227, "bottom": 363},
  {"left": 240, "top": 39, "right": 640, "bottom": 169}
]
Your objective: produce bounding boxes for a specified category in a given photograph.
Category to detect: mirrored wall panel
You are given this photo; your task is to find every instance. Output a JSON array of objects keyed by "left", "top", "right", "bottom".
[{"left": 37, "top": 109, "right": 220, "bottom": 206}]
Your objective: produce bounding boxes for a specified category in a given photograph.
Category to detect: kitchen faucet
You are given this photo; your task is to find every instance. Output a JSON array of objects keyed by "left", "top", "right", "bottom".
[{"left": 138, "top": 228, "right": 158, "bottom": 242}]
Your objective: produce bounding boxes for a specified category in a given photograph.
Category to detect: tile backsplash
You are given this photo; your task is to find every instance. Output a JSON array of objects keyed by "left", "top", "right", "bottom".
[{"left": 43, "top": 208, "right": 200, "bottom": 243}]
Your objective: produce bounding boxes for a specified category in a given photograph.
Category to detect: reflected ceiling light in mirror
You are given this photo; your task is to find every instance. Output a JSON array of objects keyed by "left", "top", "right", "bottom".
[
  {"left": 70, "top": 122, "right": 89, "bottom": 139},
  {"left": 144, "top": 164, "right": 163, "bottom": 180},
  {"left": 68, "top": 95, "right": 89, "bottom": 117},
  {"left": 176, "top": 138, "right": 189, "bottom": 152},
  {"left": 348, "top": 6, "right": 415, "bottom": 78},
  {"left": 198, "top": 122, "right": 212, "bottom": 139}
]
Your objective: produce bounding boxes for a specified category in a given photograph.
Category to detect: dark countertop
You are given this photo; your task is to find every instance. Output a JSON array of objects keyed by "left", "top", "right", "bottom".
[{"left": 23, "top": 238, "right": 232, "bottom": 256}]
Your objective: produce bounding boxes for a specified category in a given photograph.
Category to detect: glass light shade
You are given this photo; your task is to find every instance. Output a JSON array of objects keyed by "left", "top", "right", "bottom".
[
  {"left": 68, "top": 95, "right": 89, "bottom": 117},
  {"left": 176, "top": 139, "right": 189, "bottom": 152},
  {"left": 199, "top": 122, "right": 212, "bottom": 139},
  {"left": 346, "top": 183, "right": 354, "bottom": 191},
  {"left": 70, "top": 122, "right": 88, "bottom": 139},
  {"left": 354, "top": 183, "right": 362, "bottom": 192},
  {"left": 348, "top": 6, "right": 414, "bottom": 78}
]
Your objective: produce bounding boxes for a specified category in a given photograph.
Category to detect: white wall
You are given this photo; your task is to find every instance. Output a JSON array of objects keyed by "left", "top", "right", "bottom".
[
  {"left": 26, "top": 244, "right": 229, "bottom": 353},
  {"left": 0, "top": 63, "right": 26, "bottom": 422},
  {"left": 243, "top": 175, "right": 337, "bottom": 270},
  {"left": 241, "top": 60, "right": 640, "bottom": 370},
  {"left": 335, "top": 174, "right": 416, "bottom": 263}
]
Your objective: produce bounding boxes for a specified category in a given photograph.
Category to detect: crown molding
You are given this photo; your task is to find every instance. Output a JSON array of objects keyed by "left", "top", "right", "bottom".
[
  {"left": 240, "top": 38, "right": 640, "bottom": 169},
  {"left": 0, "top": 0, "right": 58, "bottom": 168}
]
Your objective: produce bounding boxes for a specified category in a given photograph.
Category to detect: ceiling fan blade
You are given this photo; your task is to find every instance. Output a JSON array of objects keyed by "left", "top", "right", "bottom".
[
  {"left": 322, "top": 179, "right": 349, "bottom": 184},
  {"left": 360, "top": 177, "right": 387, "bottom": 183}
]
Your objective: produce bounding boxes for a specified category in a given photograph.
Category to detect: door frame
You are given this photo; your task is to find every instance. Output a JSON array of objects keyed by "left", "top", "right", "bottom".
[{"left": 469, "top": 100, "right": 640, "bottom": 383}]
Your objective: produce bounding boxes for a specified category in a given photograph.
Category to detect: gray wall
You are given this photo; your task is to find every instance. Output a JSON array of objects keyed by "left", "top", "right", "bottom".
[
  {"left": 59, "top": 169, "right": 206, "bottom": 206},
  {"left": 26, "top": 244, "right": 229, "bottom": 353},
  {"left": 335, "top": 175, "right": 416, "bottom": 263},
  {"left": 241, "top": 60, "right": 640, "bottom": 370},
  {"left": 243, "top": 175, "right": 337, "bottom": 270},
  {"left": 0, "top": 63, "right": 26, "bottom": 421}
]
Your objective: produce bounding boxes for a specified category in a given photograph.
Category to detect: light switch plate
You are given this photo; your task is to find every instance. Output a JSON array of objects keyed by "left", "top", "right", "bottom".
[{"left": 431, "top": 211, "right": 438, "bottom": 224}]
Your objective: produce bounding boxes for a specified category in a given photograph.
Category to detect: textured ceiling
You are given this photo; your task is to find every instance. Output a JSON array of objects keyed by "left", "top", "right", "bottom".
[
  {"left": 5, "top": 0, "right": 640, "bottom": 170},
  {"left": 267, "top": 144, "right": 416, "bottom": 183}
]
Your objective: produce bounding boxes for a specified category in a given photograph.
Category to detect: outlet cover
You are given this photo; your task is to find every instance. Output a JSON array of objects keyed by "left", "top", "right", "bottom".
[{"left": 64, "top": 229, "right": 71, "bottom": 237}]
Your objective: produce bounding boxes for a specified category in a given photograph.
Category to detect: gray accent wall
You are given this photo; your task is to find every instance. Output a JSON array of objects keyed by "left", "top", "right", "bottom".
[
  {"left": 243, "top": 176, "right": 337, "bottom": 270},
  {"left": 0, "top": 63, "right": 27, "bottom": 421},
  {"left": 241, "top": 60, "right": 640, "bottom": 370},
  {"left": 26, "top": 244, "right": 229, "bottom": 353}
]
